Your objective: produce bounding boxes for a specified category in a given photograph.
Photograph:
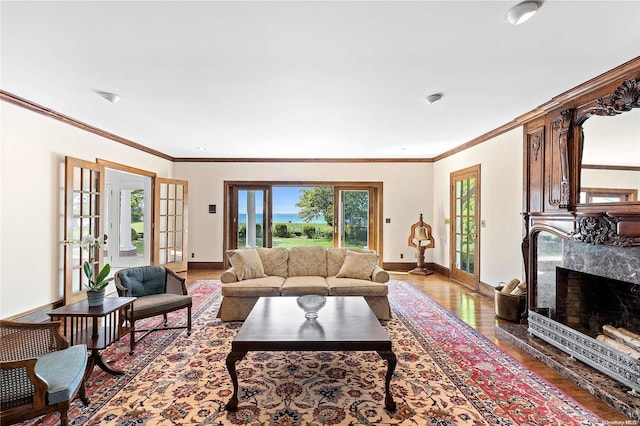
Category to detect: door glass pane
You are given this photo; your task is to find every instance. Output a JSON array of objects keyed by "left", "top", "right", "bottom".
[
  {"left": 238, "top": 190, "right": 267, "bottom": 248},
  {"left": 340, "top": 190, "right": 369, "bottom": 248}
]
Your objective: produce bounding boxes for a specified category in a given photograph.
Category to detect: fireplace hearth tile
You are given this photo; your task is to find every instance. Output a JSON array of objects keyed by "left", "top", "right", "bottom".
[{"left": 496, "top": 323, "right": 640, "bottom": 421}]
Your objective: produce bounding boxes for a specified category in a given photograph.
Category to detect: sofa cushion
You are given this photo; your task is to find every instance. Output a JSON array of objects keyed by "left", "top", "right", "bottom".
[
  {"left": 336, "top": 250, "right": 379, "bottom": 280},
  {"left": 226, "top": 248, "right": 265, "bottom": 281},
  {"left": 288, "top": 246, "right": 328, "bottom": 277},
  {"left": 327, "top": 276, "right": 389, "bottom": 297},
  {"left": 221, "top": 276, "right": 284, "bottom": 297},
  {"left": 281, "top": 276, "right": 329, "bottom": 296},
  {"left": 327, "top": 247, "right": 370, "bottom": 276},
  {"left": 256, "top": 247, "right": 289, "bottom": 277}
]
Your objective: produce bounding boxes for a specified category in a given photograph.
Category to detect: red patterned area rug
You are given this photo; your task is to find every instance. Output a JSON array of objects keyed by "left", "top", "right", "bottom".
[{"left": 20, "top": 280, "right": 607, "bottom": 425}]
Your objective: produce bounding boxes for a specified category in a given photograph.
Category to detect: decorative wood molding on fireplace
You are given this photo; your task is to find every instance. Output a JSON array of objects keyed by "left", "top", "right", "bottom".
[{"left": 570, "top": 214, "right": 636, "bottom": 247}]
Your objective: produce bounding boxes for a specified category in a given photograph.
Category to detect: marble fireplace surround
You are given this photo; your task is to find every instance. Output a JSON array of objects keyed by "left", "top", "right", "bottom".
[{"left": 497, "top": 239, "right": 640, "bottom": 420}]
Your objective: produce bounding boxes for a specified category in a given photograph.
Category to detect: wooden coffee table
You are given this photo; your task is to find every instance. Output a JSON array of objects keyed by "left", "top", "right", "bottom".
[{"left": 224, "top": 296, "right": 397, "bottom": 412}]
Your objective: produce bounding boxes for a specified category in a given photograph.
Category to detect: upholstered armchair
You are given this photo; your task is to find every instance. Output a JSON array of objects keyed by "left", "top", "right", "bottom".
[
  {"left": 0, "top": 320, "right": 88, "bottom": 426},
  {"left": 114, "top": 266, "right": 192, "bottom": 353}
]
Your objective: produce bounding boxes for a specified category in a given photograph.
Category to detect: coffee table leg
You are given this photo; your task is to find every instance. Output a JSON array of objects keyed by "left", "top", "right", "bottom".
[
  {"left": 225, "top": 351, "right": 247, "bottom": 411},
  {"left": 377, "top": 350, "right": 397, "bottom": 412}
]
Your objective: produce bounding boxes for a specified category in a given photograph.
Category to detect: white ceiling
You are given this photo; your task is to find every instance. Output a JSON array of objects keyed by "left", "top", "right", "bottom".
[{"left": 2, "top": 1, "right": 639, "bottom": 160}]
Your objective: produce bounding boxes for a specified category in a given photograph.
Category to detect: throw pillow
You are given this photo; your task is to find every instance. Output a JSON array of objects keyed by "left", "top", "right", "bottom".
[
  {"left": 336, "top": 250, "right": 379, "bottom": 280},
  {"left": 256, "top": 247, "right": 289, "bottom": 277},
  {"left": 226, "top": 248, "right": 265, "bottom": 281}
]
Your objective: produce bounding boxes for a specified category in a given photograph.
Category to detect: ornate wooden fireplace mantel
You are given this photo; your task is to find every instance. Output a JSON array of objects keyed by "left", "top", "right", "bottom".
[{"left": 521, "top": 56, "right": 640, "bottom": 309}]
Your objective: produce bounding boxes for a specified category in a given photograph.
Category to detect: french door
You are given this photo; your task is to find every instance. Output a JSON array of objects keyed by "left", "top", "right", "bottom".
[
  {"left": 336, "top": 188, "right": 371, "bottom": 248},
  {"left": 154, "top": 178, "right": 189, "bottom": 272},
  {"left": 63, "top": 157, "right": 105, "bottom": 304},
  {"left": 225, "top": 184, "right": 271, "bottom": 253},
  {"left": 450, "top": 165, "right": 481, "bottom": 290}
]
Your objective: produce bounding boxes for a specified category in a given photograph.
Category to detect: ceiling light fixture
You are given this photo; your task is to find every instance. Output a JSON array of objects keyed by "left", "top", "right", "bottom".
[
  {"left": 506, "top": 1, "right": 542, "bottom": 25},
  {"left": 94, "top": 90, "right": 121, "bottom": 104},
  {"left": 425, "top": 93, "right": 443, "bottom": 105}
]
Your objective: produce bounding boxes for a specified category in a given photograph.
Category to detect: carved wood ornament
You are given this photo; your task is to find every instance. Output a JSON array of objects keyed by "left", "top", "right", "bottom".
[
  {"left": 531, "top": 134, "right": 541, "bottom": 161},
  {"left": 570, "top": 214, "right": 633, "bottom": 247},
  {"left": 585, "top": 79, "right": 640, "bottom": 117}
]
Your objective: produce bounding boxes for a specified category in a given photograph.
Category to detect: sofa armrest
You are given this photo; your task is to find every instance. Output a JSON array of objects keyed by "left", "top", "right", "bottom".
[
  {"left": 371, "top": 265, "right": 390, "bottom": 283},
  {"left": 221, "top": 268, "right": 239, "bottom": 284}
]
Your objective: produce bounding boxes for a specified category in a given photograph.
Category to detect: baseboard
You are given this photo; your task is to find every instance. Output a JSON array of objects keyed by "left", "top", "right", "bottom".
[
  {"left": 3, "top": 300, "right": 64, "bottom": 323},
  {"left": 188, "top": 261, "right": 225, "bottom": 270},
  {"left": 429, "top": 263, "right": 449, "bottom": 276},
  {"left": 383, "top": 262, "right": 446, "bottom": 275},
  {"left": 478, "top": 281, "right": 496, "bottom": 298}
]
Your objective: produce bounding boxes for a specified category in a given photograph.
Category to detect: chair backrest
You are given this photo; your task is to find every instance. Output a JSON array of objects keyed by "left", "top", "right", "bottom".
[{"left": 117, "top": 266, "right": 167, "bottom": 297}]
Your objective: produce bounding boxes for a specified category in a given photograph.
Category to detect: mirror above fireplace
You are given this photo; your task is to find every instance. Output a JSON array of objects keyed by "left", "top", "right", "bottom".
[{"left": 577, "top": 79, "right": 640, "bottom": 205}]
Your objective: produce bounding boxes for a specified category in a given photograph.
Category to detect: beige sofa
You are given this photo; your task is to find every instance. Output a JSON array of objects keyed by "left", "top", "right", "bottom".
[{"left": 217, "top": 246, "right": 391, "bottom": 321}]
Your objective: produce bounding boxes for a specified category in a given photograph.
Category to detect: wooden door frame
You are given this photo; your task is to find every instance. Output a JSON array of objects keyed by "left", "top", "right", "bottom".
[
  {"left": 449, "top": 164, "right": 481, "bottom": 290},
  {"left": 223, "top": 181, "right": 383, "bottom": 267}
]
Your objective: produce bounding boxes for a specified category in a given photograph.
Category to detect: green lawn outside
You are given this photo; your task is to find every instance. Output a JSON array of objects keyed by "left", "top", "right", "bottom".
[
  {"left": 131, "top": 222, "right": 144, "bottom": 254},
  {"left": 272, "top": 237, "right": 334, "bottom": 249}
]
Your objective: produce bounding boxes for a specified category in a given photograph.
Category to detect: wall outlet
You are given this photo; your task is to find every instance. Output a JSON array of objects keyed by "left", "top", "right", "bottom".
[
  {"left": 400, "top": 253, "right": 404, "bottom": 259},
  {"left": 191, "top": 252, "right": 195, "bottom": 258}
]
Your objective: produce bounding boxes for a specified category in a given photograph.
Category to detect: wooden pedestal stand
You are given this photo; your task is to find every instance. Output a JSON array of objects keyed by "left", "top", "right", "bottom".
[{"left": 408, "top": 213, "right": 435, "bottom": 276}]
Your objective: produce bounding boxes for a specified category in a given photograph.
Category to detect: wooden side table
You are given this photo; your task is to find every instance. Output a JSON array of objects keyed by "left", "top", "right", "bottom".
[{"left": 48, "top": 297, "right": 135, "bottom": 380}]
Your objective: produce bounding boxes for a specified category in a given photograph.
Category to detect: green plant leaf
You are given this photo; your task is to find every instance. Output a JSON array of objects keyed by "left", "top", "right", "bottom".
[
  {"left": 95, "top": 263, "right": 111, "bottom": 283},
  {"left": 83, "top": 261, "right": 93, "bottom": 281}
]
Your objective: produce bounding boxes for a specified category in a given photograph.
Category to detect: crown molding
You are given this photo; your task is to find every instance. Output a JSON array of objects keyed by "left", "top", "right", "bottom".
[{"left": 0, "top": 90, "right": 175, "bottom": 161}]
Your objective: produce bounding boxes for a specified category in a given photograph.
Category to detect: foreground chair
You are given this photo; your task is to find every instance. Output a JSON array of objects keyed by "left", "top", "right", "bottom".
[
  {"left": 114, "top": 266, "right": 192, "bottom": 353},
  {"left": 0, "top": 320, "right": 88, "bottom": 426}
]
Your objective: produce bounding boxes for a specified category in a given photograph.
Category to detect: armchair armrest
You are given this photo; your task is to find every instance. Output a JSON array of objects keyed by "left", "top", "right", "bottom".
[
  {"left": 114, "top": 274, "right": 130, "bottom": 296},
  {"left": 1, "top": 357, "right": 48, "bottom": 408},
  {"left": 166, "top": 268, "right": 188, "bottom": 295}
]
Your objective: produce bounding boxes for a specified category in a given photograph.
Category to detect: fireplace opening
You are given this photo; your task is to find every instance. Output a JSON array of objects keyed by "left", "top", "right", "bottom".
[{"left": 555, "top": 267, "right": 640, "bottom": 339}]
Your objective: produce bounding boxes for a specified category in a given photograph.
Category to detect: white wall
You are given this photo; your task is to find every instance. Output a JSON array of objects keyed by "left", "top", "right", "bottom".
[
  {"left": 432, "top": 127, "right": 524, "bottom": 287},
  {"left": 0, "top": 102, "right": 174, "bottom": 318},
  {"left": 1, "top": 99, "right": 526, "bottom": 319},
  {"left": 581, "top": 168, "right": 640, "bottom": 193},
  {"left": 173, "top": 162, "right": 433, "bottom": 264}
]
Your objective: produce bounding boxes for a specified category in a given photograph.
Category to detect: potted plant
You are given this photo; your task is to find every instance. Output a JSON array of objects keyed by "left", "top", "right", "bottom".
[{"left": 81, "top": 234, "right": 114, "bottom": 306}]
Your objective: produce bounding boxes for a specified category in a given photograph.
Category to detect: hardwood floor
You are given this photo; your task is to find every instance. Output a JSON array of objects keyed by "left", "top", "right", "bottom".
[{"left": 182, "top": 268, "right": 632, "bottom": 422}]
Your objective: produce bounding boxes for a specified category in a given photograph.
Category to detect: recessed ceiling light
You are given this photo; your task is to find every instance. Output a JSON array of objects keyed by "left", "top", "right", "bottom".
[
  {"left": 506, "top": 1, "right": 542, "bottom": 25},
  {"left": 94, "top": 90, "right": 121, "bottom": 104},
  {"left": 425, "top": 93, "right": 443, "bottom": 105}
]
